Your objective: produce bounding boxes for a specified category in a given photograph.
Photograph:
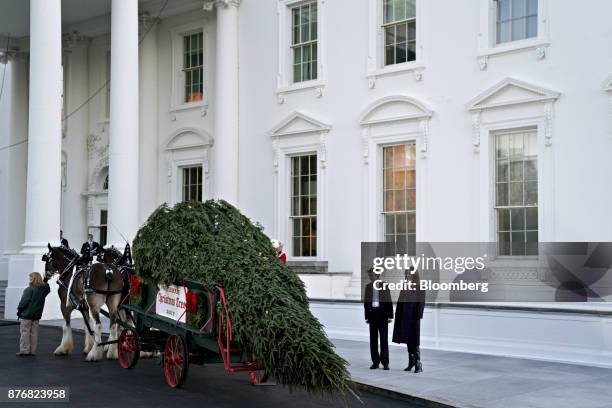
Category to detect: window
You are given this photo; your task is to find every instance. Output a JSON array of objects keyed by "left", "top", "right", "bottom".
[
  {"left": 290, "top": 154, "right": 317, "bottom": 257},
  {"left": 383, "top": 0, "right": 416, "bottom": 66},
  {"left": 382, "top": 143, "right": 416, "bottom": 252},
  {"left": 99, "top": 210, "right": 108, "bottom": 247},
  {"left": 183, "top": 32, "right": 204, "bottom": 103},
  {"left": 182, "top": 166, "right": 203, "bottom": 202},
  {"left": 291, "top": 2, "right": 318, "bottom": 83},
  {"left": 495, "top": 129, "right": 538, "bottom": 256},
  {"left": 496, "top": 0, "right": 537, "bottom": 44},
  {"left": 103, "top": 175, "right": 109, "bottom": 191}
]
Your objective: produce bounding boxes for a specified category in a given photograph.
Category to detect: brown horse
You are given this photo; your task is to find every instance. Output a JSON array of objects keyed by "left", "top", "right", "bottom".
[{"left": 42, "top": 244, "right": 123, "bottom": 361}]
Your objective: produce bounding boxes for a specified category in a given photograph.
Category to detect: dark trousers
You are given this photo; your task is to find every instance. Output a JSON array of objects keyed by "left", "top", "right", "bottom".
[
  {"left": 407, "top": 344, "right": 417, "bottom": 354},
  {"left": 368, "top": 309, "right": 389, "bottom": 366}
]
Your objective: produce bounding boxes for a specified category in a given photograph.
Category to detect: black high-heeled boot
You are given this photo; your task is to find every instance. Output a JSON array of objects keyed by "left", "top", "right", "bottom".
[
  {"left": 404, "top": 352, "right": 415, "bottom": 371},
  {"left": 414, "top": 347, "right": 423, "bottom": 373}
]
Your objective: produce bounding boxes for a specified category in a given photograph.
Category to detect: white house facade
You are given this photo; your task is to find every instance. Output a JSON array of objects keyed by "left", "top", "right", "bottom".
[{"left": 1, "top": 0, "right": 612, "bottom": 366}]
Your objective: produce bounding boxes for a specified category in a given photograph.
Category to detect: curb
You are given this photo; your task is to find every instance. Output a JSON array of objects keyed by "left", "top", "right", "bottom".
[{"left": 350, "top": 380, "right": 461, "bottom": 408}]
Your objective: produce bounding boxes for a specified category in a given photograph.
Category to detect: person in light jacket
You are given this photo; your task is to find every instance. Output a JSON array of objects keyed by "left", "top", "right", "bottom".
[
  {"left": 392, "top": 267, "right": 425, "bottom": 373},
  {"left": 16, "top": 272, "right": 50, "bottom": 356}
]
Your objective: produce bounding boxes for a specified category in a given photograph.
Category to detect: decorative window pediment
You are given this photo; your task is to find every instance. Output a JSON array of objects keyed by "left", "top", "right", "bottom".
[
  {"left": 359, "top": 95, "right": 432, "bottom": 126},
  {"left": 467, "top": 78, "right": 560, "bottom": 112},
  {"left": 269, "top": 111, "right": 331, "bottom": 138},
  {"left": 165, "top": 127, "right": 213, "bottom": 151}
]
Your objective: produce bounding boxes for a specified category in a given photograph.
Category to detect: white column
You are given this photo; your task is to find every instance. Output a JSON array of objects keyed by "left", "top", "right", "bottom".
[
  {"left": 108, "top": 0, "right": 139, "bottom": 246},
  {"left": 62, "top": 36, "right": 90, "bottom": 249},
  {"left": 138, "top": 14, "right": 159, "bottom": 224},
  {"left": 21, "top": 0, "right": 63, "bottom": 253},
  {"left": 212, "top": 0, "right": 240, "bottom": 205}
]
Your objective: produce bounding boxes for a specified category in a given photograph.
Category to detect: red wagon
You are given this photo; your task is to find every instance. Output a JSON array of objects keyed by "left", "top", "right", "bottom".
[{"left": 115, "top": 278, "right": 267, "bottom": 388}]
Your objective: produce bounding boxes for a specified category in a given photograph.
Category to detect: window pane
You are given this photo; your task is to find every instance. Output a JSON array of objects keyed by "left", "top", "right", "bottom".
[
  {"left": 396, "top": 213, "right": 407, "bottom": 234},
  {"left": 407, "top": 21, "right": 416, "bottom": 41},
  {"left": 527, "top": 0, "right": 538, "bottom": 15},
  {"left": 407, "top": 190, "right": 416, "bottom": 210},
  {"left": 395, "top": 0, "right": 406, "bottom": 21},
  {"left": 395, "top": 190, "right": 406, "bottom": 211},
  {"left": 384, "top": 26, "right": 395, "bottom": 46},
  {"left": 407, "top": 213, "right": 416, "bottom": 233},
  {"left": 511, "top": 208, "right": 525, "bottom": 230},
  {"left": 526, "top": 207, "right": 538, "bottom": 230},
  {"left": 524, "top": 159, "right": 537, "bottom": 181},
  {"left": 384, "top": 0, "right": 394, "bottom": 24},
  {"left": 509, "top": 182, "right": 523, "bottom": 205},
  {"left": 498, "top": 0, "right": 510, "bottom": 21},
  {"left": 512, "top": 17, "right": 527, "bottom": 41},
  {"left": 385, "top": 214, "right": 395, "bottom": 234},
  {"left": 510, "top": 133, "right": 524, "bottom": 156},
  {"left": 496, "top": 183, "right": 508, "bottom": 206},
  {"left": 396, "top": 23, "right": 407, "bottom": 43},
  {"left": 497, "top": 162, "right": 509, "bottom": 182},
  {"left": 498, "top": 21, "right": 511, "bottom": 43},
  {"left": 527, "top": 15, "right": 537, "bottom": 38},
  {"left": 496, "top": 134, "right": 509, "bottom": 157},
  {"left": 498, "top": 208, "right": 510, "bottom": 231},
  {"left": 385, "top": 45, "right": 395, "bottom": 65},
  {"left": 393, "top": 169, "right": 406, "bottom": 189},
  {"left": 525, "top": 181, "right": 538, "bottom": 205},
  {"left": 509, "top": 160, "right": 523, "bottom": 181},
  {"left": 499, "top": 232, "right": 511, "bottom": 256},
  {"left": 396, "top": 43, "right": 407, "bottom": 63},
  {"left": 526, "top": 231, "right": 538, "bottom": 255},
  {"left": 512, "top": 232, "right": 526, "bottom": 256},
  {"left": 406, "top": 170, "right": 416, "bottom": 188},
  {"left": 512, "top": 0, "right": 527, "bottom": 19},
  {"left": 406, "top": 0, "right": 416, "bottom": 19}
]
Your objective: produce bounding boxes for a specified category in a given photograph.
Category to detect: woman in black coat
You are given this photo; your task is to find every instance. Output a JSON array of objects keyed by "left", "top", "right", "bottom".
[{"left": 392, "top": 267, "right": 425, "bottom": 373}]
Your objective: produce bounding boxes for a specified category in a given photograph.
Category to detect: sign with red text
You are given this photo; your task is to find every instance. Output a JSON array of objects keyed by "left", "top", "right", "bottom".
[{"left": 156, "top": 284, "right": 187, "bottom": 323}]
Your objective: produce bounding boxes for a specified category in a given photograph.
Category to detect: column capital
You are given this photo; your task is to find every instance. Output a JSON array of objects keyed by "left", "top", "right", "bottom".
[
  {"left": 203, "top": 0, "right": 240, "bottom": 12},
  {"left": 139, "top": 12, "right": 159, "bottom": 35},
  {"left": 0, "top": 49, "right": 17, "bottom": 64},
  {"left": 62, "top": 31, "right": 90, "bottom": 52}
]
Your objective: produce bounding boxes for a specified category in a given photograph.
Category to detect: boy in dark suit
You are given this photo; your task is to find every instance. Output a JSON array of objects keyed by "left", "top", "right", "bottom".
[{"left": 364, "top": 268, "right": 393, "bottom": 370}]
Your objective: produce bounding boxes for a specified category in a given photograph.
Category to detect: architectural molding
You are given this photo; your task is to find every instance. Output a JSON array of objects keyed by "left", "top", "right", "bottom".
[
  {"left": 605, "top": 75, "right": 612, "bottom": 113},
  {"left": 268, "top": 111, "right": 332, "bottom": 139},
  {"left": 203, "top": 0, "right": 240, "bottom": 11},
  {"left": 359, "top": 95, "right": 433, "bottom": 126},
  {"left": 471, "top": 111, "right": 481, "bottom": 153},
  {"left": 467, "top": 77, "right": 561, "bottom": 112},
  {"left": 165, "top": 127, "right": 213, "bottom": 151}
]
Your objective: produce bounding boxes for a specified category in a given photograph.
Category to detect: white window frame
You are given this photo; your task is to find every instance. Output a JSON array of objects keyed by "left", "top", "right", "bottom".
[
  {"left": 276, "top": 0, "right": 325, "bottom": 98},
  {"left": 180, "top": 165, "right": 204, "bottom": 202},
  {"left": 492, "top": 127, "right": 539, "bottom": 257},
  {"left": 170, "top": 21, "right": 209, "bottom": 111},
  {"left": 359, "top": 96, "right": 432, "bottom": 243},
  {"left": 467, "top": 78, "right": 559, "bottom": 253},
  {"left": 270, "top": 112, "right": 330, "bottom": 261},
  {"left": 164, "top": 128, "right": 213, "bottom": 205},
  {"left": 366, "top": 0, "right": 425, "bottom": 86},
  {"left": 477, "top": 0, "right": 550, "bottom": 64}
]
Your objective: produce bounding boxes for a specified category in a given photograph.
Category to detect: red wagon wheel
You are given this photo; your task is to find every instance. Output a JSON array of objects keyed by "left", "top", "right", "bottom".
[
  {"left": 117, "top": 328, "right": 140, "bottom": 369},
  {"left": 163, "top": 334, "right": 189, "bottom": 388},
  {"left": 248, "top": 370, "right": 269, "bottom": 385}
]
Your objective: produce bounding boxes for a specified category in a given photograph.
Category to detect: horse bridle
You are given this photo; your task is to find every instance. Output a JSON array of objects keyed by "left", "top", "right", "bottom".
[{"left": 42, "top": 247, "right": 80, "bottom": 285}]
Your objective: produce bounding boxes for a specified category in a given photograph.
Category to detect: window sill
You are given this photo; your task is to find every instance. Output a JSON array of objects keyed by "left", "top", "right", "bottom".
[
  {"left": 478, "top": 38, "right": 550, "bottom": 58},
  {"left": 169, "top": 101, "right": 207, "bottom": 113},
  {"left": 366, "top": 61, "right": 425, "bottom": 87},
  {"left": 276, "top": 80, "right": 326, "bottom": 98}
]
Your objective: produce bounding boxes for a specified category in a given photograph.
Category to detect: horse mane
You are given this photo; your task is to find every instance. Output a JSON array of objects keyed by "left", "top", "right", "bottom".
[{"left": 54, "top": 245, "right": 79, "bottom": 260}]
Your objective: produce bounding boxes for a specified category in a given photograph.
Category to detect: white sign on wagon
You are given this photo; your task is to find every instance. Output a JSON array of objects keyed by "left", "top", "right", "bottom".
[{"left": 156, "top": 284, "right": 188, "bottom": 323}]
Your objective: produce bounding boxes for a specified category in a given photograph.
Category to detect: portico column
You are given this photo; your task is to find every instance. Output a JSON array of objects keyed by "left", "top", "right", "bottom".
[
  {"left": 210, "top": 0, "right": 240, "bottom": 205},
  {"left": 107, "top": 0, "right": 139, "bottom": 246},
  {"left": 21, "top": 0, "right": 63, "bottom": 253}
]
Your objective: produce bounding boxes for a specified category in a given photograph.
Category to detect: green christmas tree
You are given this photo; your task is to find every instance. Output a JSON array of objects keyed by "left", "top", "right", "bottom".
[{"left": 132, "top": 200, "right": 350, "bottom": 396}]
